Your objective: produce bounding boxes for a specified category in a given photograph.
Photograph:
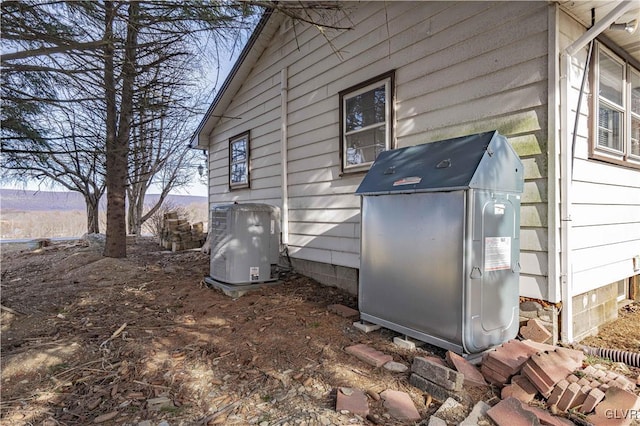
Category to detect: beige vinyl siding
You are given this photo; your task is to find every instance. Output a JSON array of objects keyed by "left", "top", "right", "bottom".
[
  {"left": 207, "top": 2, "right": 550, "bottom": 297},
  {"left": 559, "top": 10, "right": 640, "bottom": 296}
]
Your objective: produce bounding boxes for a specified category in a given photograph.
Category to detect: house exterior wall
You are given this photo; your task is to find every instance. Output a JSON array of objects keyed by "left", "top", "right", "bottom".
[
  {"left": 206, "top": 1, "right": 551, "bottom": 297},
  {"left": 558, "top": 9, "right": 640, "bottom": 339}
]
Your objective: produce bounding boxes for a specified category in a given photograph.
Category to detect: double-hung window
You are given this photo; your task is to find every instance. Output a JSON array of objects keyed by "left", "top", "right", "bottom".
[
  {"left": 340, "top": 72, "right": 394, "bottom": 172},
  {"left": 229, "top": 131, "right": 250, "bottom": 189},
  {"left": 592, "top": 42, "right": 640, "bottom": 167}
]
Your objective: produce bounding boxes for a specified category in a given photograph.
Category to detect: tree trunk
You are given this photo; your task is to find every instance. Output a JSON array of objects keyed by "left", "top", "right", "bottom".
[
  {"left": 104, "top": 1, "right": 138, "bottom": 258},
  {"left": 86, "top": 196, "right": 100, "bottom": 234}
]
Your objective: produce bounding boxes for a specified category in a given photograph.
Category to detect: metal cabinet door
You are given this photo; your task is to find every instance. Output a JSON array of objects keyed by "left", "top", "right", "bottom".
[{"left": 465, "top": 190, "right": 520, "bottom": 353}]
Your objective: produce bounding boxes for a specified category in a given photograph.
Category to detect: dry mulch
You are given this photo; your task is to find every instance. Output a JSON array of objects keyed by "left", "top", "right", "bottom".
[{"left": 1, "top": 237, "right": 638, "bottom": 425}]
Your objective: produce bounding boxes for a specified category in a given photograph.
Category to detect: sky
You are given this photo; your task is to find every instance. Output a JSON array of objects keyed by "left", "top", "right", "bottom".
[{"left": 1, "top": 20, "right": 251, "bottom": 200}]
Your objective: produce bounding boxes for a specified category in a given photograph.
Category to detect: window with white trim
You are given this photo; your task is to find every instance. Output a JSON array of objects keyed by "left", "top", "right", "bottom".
[
  {"left": 592, "top": 43, "right": 640, "bottom": 167},
  {"left": 229, "top": 131, "right": 249, "bottom": 189},
  {"left": 340, "top": 72, "right": 393, "bottom": 172}
]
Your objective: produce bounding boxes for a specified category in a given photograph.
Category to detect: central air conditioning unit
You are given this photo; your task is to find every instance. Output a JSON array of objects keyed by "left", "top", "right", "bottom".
[{"left": 204, "top": 203, "right": 281, "bottom": 296}]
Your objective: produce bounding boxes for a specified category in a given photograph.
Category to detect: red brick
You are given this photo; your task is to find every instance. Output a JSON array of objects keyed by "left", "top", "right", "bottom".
[
  {"left": 520, "top": 318, "right": 552, "bottom": 343},
  {"left": 482, "top": 340, "right": 538, "bottom": 379},
  {"left": 570, "top": 384, "right": 593, "bottom": 410},
  {"left": 577, "top": 377, "right": 591, "bottom": 387},
  {"left": 327, "top": 304, "right": 359, "bottom": 319},
  {"left": 557, "top": 382, "right": 581, "bottom": 412},
  {"left": 580, "top": 388, "right": 605, "bottom": 414},
  {"left": 547, "top": 379, "right": 570, "bottom": 407},
  {"left": 345, "top": 344, "right": 393, "bottom": 368},
  {"left": 518, "top": 402, "right": 575, "bottom": 426},
  {"left": 554, "top": 347, "right": 585, "bottom": 368},
  {"left": 588, "top": 386, "right": 640, "bottom": 426},
  {"left": 528, "top": 351, "right": 573, "bottom": 385},
  {"left": 446, "top": 351, "right": 487, "bottom": 387},
  {"left": 380, "top": 390, "right": 420, "bottom": 421},
  {"left": 487, "top": 397, "right": 539, "bottom": 426},
  {"left": 567, "top": 374, "right": 580, "bottom": 383},
  {"left": 520, "top": 339, "right": 556, "bottom": 353},
  {"left": 501, "top": 375, "right": 537, "bottom": 403},
  {"left": 481, "top": 363, "right": 510, "bottom": 386},
  {"left": 336, "top": 387, "right": 369, "bottom": 416},
  {"left": 611, "top": 375, "right": 634, "bottom": 391},
  {"left": 521, "top": 363, "right": 554, "bottom": 397}
]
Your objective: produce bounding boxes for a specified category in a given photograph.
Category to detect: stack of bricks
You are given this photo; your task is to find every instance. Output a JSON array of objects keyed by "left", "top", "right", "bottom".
[
  {"left": 481, "top": 339, "right": 640, "bottom": 421},
  {"left": 160, "top": 212, "right": 205, "bottom": 252}
]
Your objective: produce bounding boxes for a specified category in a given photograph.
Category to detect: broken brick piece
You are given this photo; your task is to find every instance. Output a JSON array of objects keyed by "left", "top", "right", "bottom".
[
  {"left": 327, "top": 304, "right": 359, "bottom": 319},
  {"left": 487, "top": 397, "right": 539, "bottom": 426},
  {"left": 336, "top": 387, "right": 369, "bottom": 416},
  {"left": 501, "top": 375, "right": 537, "bottom": 403},
  {"left": 345, "top": 344, "right": 393, "bottom": 368},
  {"left": 380, "top": 390, "right": 420, "bottom": 421},
  {"left": 588, "top": 386, "right": 640, "bottom": 426},
  {"left": 520, "top": 318, "right": 552, "bottom": 343},
  {"left": 446, "top": 351, "right": 487, "bottom": 387}
]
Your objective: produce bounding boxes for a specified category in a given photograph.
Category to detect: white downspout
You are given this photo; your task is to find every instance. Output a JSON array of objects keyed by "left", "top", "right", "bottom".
[
  {"left": 559, "top": 52, "right": 573, "bottom": 343},
  {"left": 558, "top": 1, "right": 633, "bottom": 343},
  {"left": 280, "top": 67, "right": 289, "bottom": 246}
]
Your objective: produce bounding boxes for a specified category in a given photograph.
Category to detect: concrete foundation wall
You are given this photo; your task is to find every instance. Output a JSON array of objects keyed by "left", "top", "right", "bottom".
[
  {"left": 290, "top": 257, "right": 358, "bottom": 295},
  {"left": 572, "top": 281, "right": 620, "bottom": 342}
]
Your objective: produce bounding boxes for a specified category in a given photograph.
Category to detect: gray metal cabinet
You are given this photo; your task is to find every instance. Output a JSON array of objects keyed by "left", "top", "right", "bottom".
[{"left": 355, "top": 131, "right": 524, "bottom": 354}]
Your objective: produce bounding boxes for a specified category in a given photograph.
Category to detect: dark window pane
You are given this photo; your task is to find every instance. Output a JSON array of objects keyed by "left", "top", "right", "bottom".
[{"left": 345, "top": 85, "right": 386, "bottom": 132}]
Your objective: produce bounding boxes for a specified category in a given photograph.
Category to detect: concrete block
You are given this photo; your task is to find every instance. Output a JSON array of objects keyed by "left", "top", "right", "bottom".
[
  {"left": 336, "top": 387, "right": 369, "bottom": 416},
  {"left": 412, "top": 356, "right": 464, "bottom": 392},
  {"left": 460, "top": 401, "right": 490, "bottom": 426},
  {"left": 433, "top": 397, "right": 467, "bottom": 425},
  {"left": 380, "top": 390, "right": 420, "bottom": 421},
  {"left": 345, "top": 344, "right": 392, "bottom": 367},
  {"left": 352, "top": 321, "right": 381, "bottom": 333},
  {"left": 393, "top": 336, "right": 417, "bottom": 350},
  {"left": 409, "top": 374, "right": 471, "bottom": 404},
  {"left": 427, "top": 416, "right": 447, "bottom": 426}
]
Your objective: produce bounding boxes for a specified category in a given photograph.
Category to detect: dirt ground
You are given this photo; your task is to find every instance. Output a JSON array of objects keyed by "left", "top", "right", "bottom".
[{"left": 1, "top": 237, "right": 638, "bottom": 426}]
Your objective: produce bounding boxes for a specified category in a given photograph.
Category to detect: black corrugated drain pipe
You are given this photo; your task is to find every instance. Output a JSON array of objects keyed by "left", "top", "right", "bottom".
[{"left": 577, "top": 344, "right": 640, "bottom": 368}]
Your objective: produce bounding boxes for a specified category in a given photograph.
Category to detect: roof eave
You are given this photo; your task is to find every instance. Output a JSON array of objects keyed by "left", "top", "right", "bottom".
[{"left": 190, "top": 9, "right": 284, "bottom": 150}]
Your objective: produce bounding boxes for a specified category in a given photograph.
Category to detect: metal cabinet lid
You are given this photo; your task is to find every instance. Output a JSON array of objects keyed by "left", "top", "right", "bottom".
[{"left": 355, "top": 131, "right": 524, "bottom": 195}]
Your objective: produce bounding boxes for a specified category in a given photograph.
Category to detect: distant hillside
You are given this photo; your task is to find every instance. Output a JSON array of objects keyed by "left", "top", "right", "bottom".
[
  {"left": 0, "top": 189, "right": 207, "bottom": 239},
  {"left": 0, "top": 189, "right": 206, "bottom": 212}
]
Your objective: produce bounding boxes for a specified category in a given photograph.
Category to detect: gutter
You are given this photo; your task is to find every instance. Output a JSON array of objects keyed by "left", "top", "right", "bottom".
[{"left": 558, "top": 1, "right": 634, "bottom": 343}]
